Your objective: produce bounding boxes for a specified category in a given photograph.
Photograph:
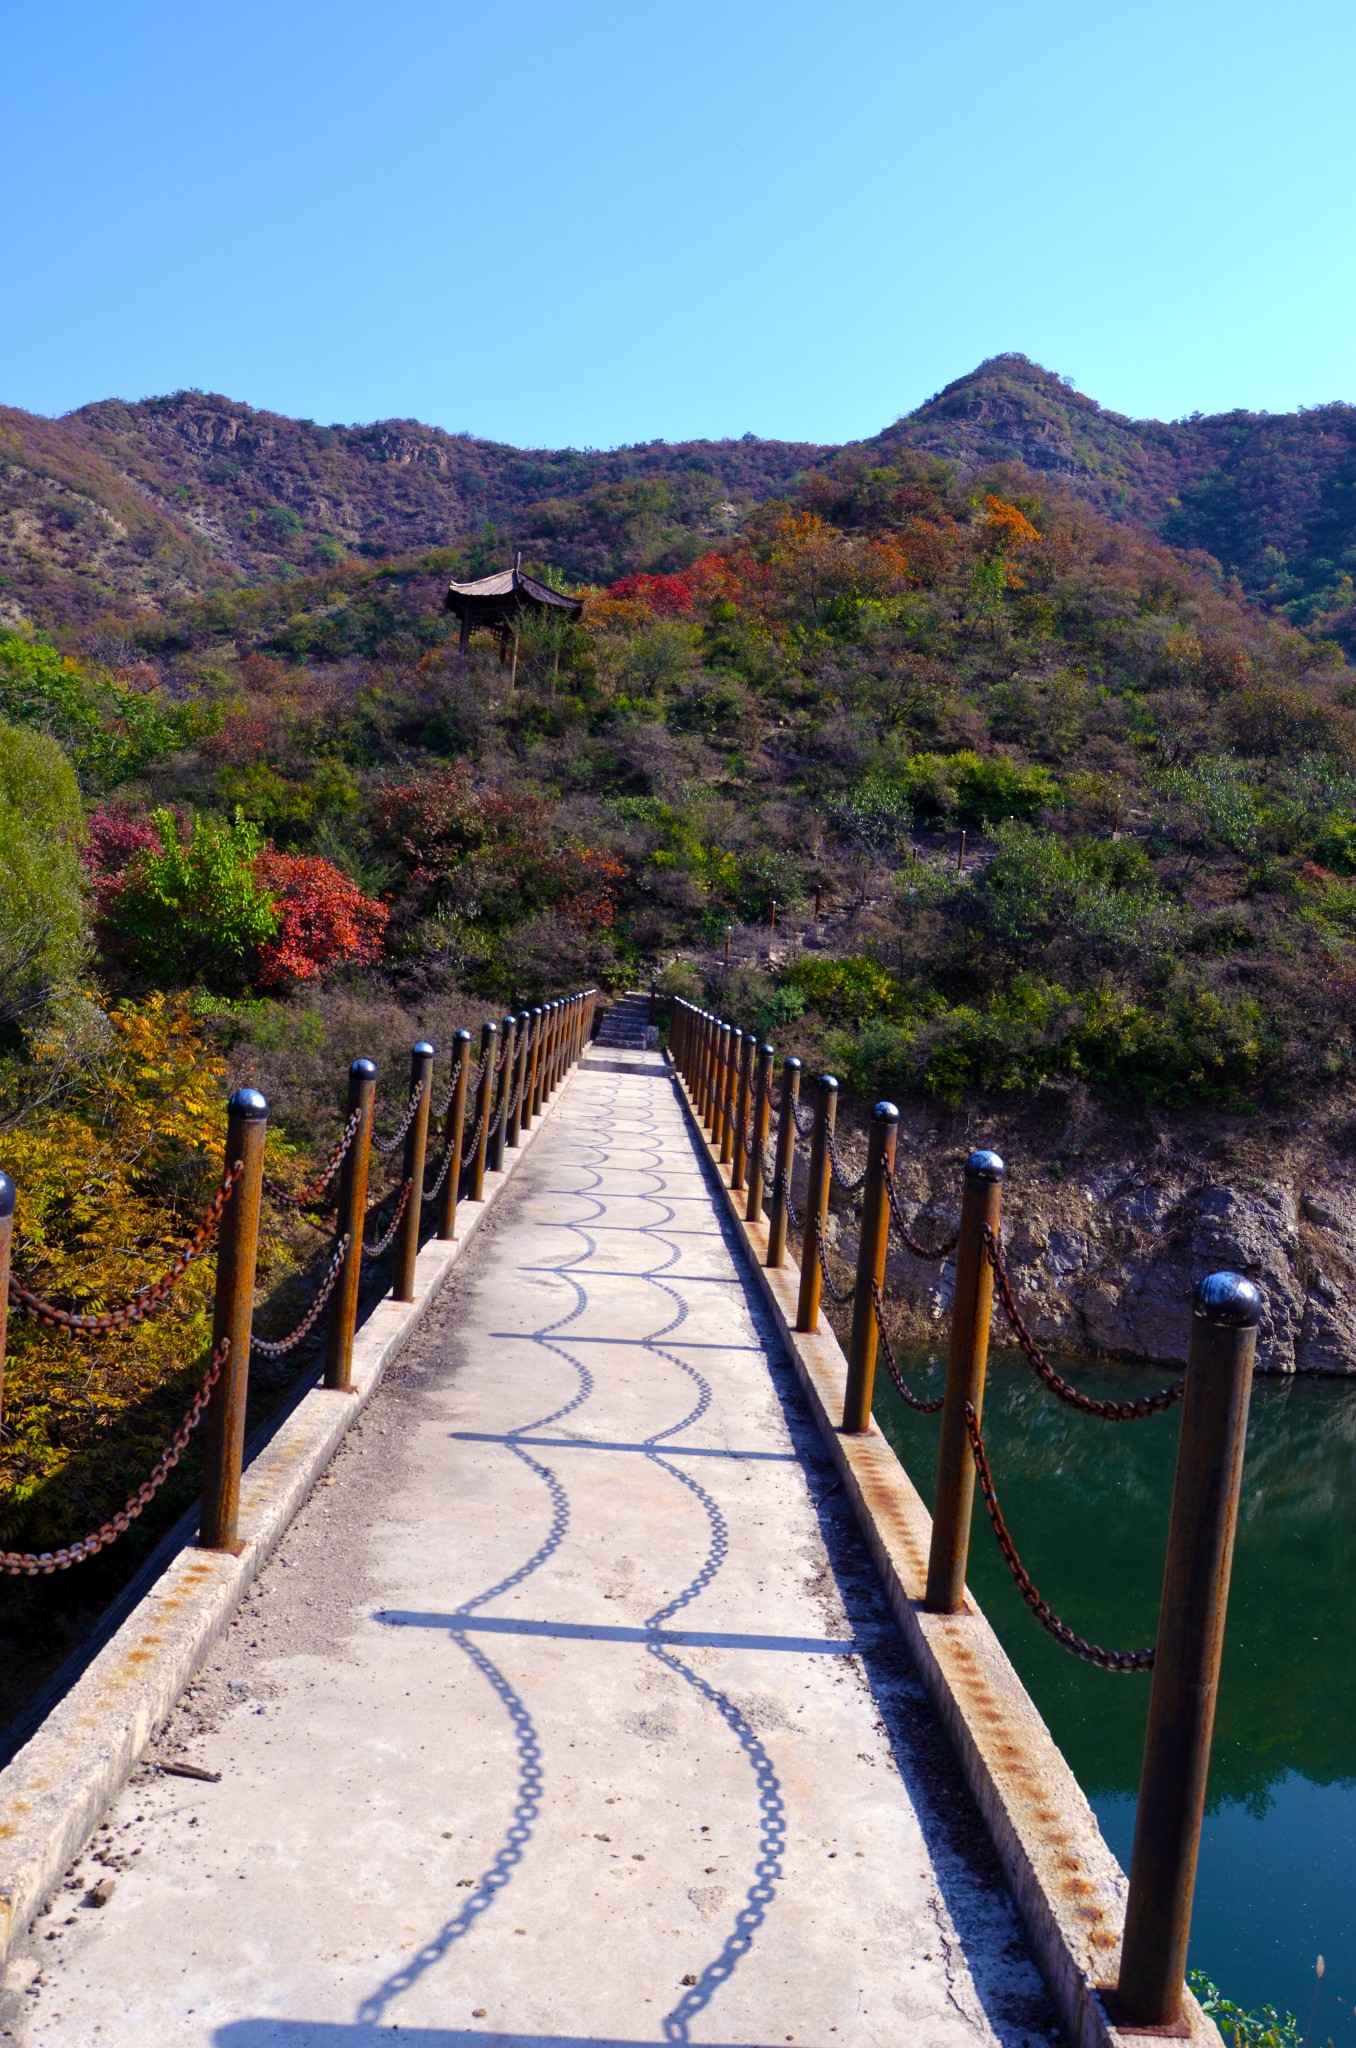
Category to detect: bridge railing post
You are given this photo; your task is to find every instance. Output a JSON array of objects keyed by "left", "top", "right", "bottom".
[
  {"left": 731, "top": 1031, "right": 754, "bottom": 1192},
  {"left": 325, "top": 1058, "right": 376, "bottom": 1390},
  {"left": 470, "top": 1021, "right": 496, "bottom": 1201},
  {"left": 746, "top": 1043, "right": 774, "bottom": 1224},
  {"left": 488, "top": 1015, "right": 515, "bottom": 1174},
  {"left": 694, "top": 1011, "right": 710, "bottom": 1124},
  {"left": 393, "top": 1041, "right": 435, "bottom": 1303},
  {"left": 925, "top": 1149, "right": 1005, "bottom": 1611},
  {"left": 715, "top": 1023, "right": 733, "bottom": 1160},
  {"left": 437, "top": 1032, "right": 472, "bottom": 1241},
  {"left": 1115, "top": 1273, "right": 1261, "bottom": 2030},
  {"left": 526, "top": 1006, "right": 545, "bottom": 1124},
  {"left": 508, "top": 1010, "right": 529, "bottom": 1147},
  {"left": 0, "top": 1170, "right": 13, "bottom": 1434},
  {"left": 200, "top": 1088, "right": 268, "bottom": 1552},
  {"left": 721, "top": 1028, "right": 743, "bottom": 1168},
  {"left": 841, "top": 1101, "right": 898, "bottom": 1428},
  {"left": 765, "top": 1056, "right": 800, "bottom": 1267},
  {"left": 796, "top": 1074, "right": 838, "bottom": 1333}
]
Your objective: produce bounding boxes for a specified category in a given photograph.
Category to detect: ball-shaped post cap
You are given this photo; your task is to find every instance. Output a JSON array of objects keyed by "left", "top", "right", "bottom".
[
  {"left": 413, "top": 1041, "right": 435, "bottom": 1058},
  {"left": 453, "top": 1027, "right": 472, "bottom": 1046},
  {"left": 872, "top": 1099, "right": 899, "bottom": 1122},
  {"left": 350, "top": 1057, "right": 378, "bottom": 1080},
  {"left": 760, "top": 1042, "right": 775, "bottom": 1056},
  {"left": 819, "top": 1072, "right": 839, "bottom": 1093},
  {"left": 966, "top": 1148, "right": 1005, "bottom": 1182},
  {"left": 1194, "top": 1271, "right": 1263, "bottom": 1328},
  {"left": 784, "top": 1055, "right": 802, "bottom": 1071},
  {"left": 229, "top": 1087, "right": 268, "bottom": 1121},
  {"left": 0, "top": 1168, "right": 15, "bottom": 1219}
]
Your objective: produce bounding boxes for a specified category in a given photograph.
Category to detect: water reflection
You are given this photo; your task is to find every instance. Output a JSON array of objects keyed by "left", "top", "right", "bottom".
[{"left": 877, "top": 1352, "right": 1356, "bottom": 2040}]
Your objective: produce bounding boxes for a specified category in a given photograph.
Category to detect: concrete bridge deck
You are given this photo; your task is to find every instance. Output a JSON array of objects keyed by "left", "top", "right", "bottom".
[{"left": 8, "top": 1054, "right": 1058, "bottom": 2047}]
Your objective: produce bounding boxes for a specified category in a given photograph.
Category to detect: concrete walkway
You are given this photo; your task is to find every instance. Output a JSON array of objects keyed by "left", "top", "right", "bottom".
[{"left": 7, "top": 1055, "right": 1057, "bottom": 2047}]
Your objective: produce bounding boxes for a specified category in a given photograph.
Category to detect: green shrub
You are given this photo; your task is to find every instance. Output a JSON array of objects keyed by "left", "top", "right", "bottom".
[
  {"left": 0, "top": 632, "right": 199, "bottom": 788},
  {"left": 980, "top": 823, "right": 1181, "bottom": 959},
  {"left": 899, "top": 750, "right": 1058, "bottom": 826},
  {"left": 1187, "top": 1970, "right": 1300, "bottom": 2048},
  {"left": 0, "top": 721, "right": 88, "bottom": 1026},
  {"left": 105, "top": 809, "right": 279, "bottom": 989},
  {"left": 781, "top": 953, "right": 900, "bottom": 1024},
  {"left": 1312, "top": 812, "right": 1356, "bottom": 873}
]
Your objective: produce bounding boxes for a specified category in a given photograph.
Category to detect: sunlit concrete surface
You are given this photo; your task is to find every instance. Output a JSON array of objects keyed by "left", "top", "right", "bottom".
[{"left": 3, "top": 1056, "right": 1058, "bottom": 2047}]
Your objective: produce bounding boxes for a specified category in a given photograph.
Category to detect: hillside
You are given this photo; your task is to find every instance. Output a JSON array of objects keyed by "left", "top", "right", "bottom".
[{"left": 7, "top": 360, "right": 1356, "bottom": 653}]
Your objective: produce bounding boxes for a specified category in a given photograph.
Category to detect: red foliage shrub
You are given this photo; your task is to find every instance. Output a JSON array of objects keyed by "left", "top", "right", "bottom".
[
  {"left": 84, "top": 807, "right": 161, "bottom": 876},
  {"left": 252, "top": 850, "right": 388, "bottom": 990},
  {"left": 606, "top": 572, "right": 694, "bottom": 615}
]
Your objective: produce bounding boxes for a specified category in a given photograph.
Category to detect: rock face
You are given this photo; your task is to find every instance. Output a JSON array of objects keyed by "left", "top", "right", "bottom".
[{"left": 879, "top": 1146, "right": 1356, "bottom": 1375}]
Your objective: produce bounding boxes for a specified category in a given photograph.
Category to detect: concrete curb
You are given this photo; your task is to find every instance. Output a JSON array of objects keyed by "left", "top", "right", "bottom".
[
  {"left": 667, "top": 1063, "right": 1219, "bottom": 2048},
  {"left": 0, "top": 1068, "right": 580, "bottom": 1970}
]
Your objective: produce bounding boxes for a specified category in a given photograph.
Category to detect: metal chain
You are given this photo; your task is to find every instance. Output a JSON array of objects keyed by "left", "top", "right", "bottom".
[
  {"left": 434, "top": 1048, "right": 485, "bottom": 1123},
  {"left": 883, "top": 1165, "right": 961, "bottom": 1263},
  {"left": 263, "top": 1106, "right": 363, "bottom": 1210},
  {"left": 423, "top": 1132, "right": 457, "bottom": 1202},
  {"left": 826, "top": 1127, "right": 867, "bottom": 1195},
  {"left": 251, "top": 1236, "right": 351, "bottom": 1357},
  {"left": 8, "top": 1164, "right": 244, "bottom": 1333},
  {"left": 982, "top": 1228, "right": 1184, "bottom": 1421},
  {"left": 371, "top": 1077, "right": 427, "bottom": 1155},
  {"left": 0, "top": 1336, "right": 232, "bottom": 1577},
  {"left": 792, "top": 1097, "right": 816, "bottom": 1137},
  {"left": 964, "top": 1402, "right": 1155, "bottom": 1671},
  {"left": 870, "top": 1280, "right": 945, "bottom": 1412},
  {"left": 362, "top": 1179, "right": 412, "bottom": 1258},
  {"left": 813, "top": 1227, "right": 854, "bottom": 1305},
  {"left": 460, "top": 1107, "right": 486, "bottom": 1168}
]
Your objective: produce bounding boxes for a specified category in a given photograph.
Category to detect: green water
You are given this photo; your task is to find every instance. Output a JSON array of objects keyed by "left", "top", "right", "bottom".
[{"left": 876, "top": 1350, "right": 1356, "bottom": 2043}]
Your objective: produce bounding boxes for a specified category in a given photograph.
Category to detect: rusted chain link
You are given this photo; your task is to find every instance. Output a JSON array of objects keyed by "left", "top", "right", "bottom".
[
  {"left": 8, "top": 1164, "right": 244, "bottom": 1333},
  {"left": 813, "top": 1227, "right": 854, "bottom": 1305},
  {"left": 0, "top": 1336, "right": 232, "bottom": 1576},
  {"left": 871, "top": 1280, "right": 945, "bottom": 1413},
  {"left": 792, "top": 1097, "right": 816, "bottom": 1137},
  {"left": 362, "top": 1179, "right": 412, "bottom": 1258},
  {"left": 434, "top": 1049, "right": 488, "bottom": 1123},
  {"left": 883, "top": 1165, "right": 960, "bottom": 1263},
  {"left": 263, "top": 1107, "right": 363, "bottom": 1210},
  {"left": 371, "top": 1078, "right": 427, "bottom": 1155},
  {"left": 982, "top": 1228, "right": 1184, "bottom": 1420},
  {"left": 251, "top": 1237, "right": 350, "bottom": 1357},
  {"left": 964, "top": 1402, "right": 1154, "bottom": 1670},
  {"left": 826, "top": 1128, "right": 867, "bottom": 1195}
]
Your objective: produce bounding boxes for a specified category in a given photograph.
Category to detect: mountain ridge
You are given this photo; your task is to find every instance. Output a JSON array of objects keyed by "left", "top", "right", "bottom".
[{"left": 5, "top": 355, "right": 1356, "bottom": 651}]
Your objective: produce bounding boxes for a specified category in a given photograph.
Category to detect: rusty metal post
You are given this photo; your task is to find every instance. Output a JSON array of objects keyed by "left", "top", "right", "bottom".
[
  {"left": 796, "top": 1074, "right": 838, "bottom": 1333},
  {"left": 841, "top": 1102, "right": 899, "bottom": 1430},
  {"left": 731, "top": 1031, "right": 754, "bottom": 1192},
  {"left": 488, "top": 1016, "right": 515, "bottom": 1174},
  {"left": 0, "top": 1170, "right": 13, "bottom": 1432},
  {"left": 695, "top": 1012, "right": 711, "bottom": 1125},
  {"left": 200, "top": 1089, "right": 268, "bottom": 1552},
  {"left": 765, "top": 1056, "right": 800, "bottom": 1267},
  {"left": 324, "top": 1058, "right": 376, "bottom": 1390},
  {"left": 392, "top": 1042, "right": 434, "bottom": 1303},
  {"left": 520, "top": 1007, "right": 540, "bottom": 1138},
  {"left": 724, "top": 926, "right": 732, "bottom": 965},
  {"left": 1115, "top": 1272, "right": 1262, "bottom": 2030},
  {"left": 813, "top": 885, "right": 822, "bottom": 921},
  {"left": 925, "top": 1150, "right": 1005, "bottom": 1611},
  {"left": 544, "top": 1001, "right": 560, "bottom": 1096},
  {"left": 769, "top": 899, "right": 778, "bottom": 932},
  {"left": 507, "top": 1011, "right": 529, "bottom": 1147},
  {"left": 525, "top": 1006, "right": 544, "bottom": 1125},
  {"left": 436, "top": 1032, "right": 472, "bottom": 1240},
  {"left": 470, "top": 1021, "right": 496, "bottom": 1201},
  {"left": 746, "top": 1043, "right": 774, "bottom": 1224},
  {"left": 720, "top": 1028, "right": 742, "bottom": 1168},
  {"left": 957, "top": 829, "right": 966, "bottom": 874},
  {"left": 714, "top": 1023, "right": 732, "bottom": 1158}
]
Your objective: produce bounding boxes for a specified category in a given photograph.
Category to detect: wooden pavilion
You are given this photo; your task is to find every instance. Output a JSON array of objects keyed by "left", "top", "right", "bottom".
[{"left": 444, "top": 549, "right": 584, "bottom": 658}]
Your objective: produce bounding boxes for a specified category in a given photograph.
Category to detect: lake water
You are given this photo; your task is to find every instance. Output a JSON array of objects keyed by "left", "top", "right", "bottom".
[{"left": 876, "top": 1349, "right": 1356, "bottom": 2044}]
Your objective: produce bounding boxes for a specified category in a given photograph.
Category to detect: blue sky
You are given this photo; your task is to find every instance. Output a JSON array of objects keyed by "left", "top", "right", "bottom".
[{"left": 4, "top": 1, "right": 1355, "bottom": 447}]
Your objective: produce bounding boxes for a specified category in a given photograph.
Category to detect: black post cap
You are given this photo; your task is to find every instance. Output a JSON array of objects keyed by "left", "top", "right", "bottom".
[
  {"left": 0, "top": 1169, "right": 15, "bottom": 1219},
  {"left": 453, "top": 1028, "right": 472, "bottom": 1045},
  {"left": 784, "top": 1055, "right": 802, "bottom": 1071},
  {"left": 413, "top": 1041, "right": 435, "bottom": 1058},
  {"left": 819, "top": 1073, "right": 839, "bottom": 1093},
  {"left": 1194, "top": 1272, "right": 1263, "bottom": 1328},
  {"left": 966, "top": 1148, "right": 1005, "bottom": 1181},
  {"left": 350, "top": 1057, "right": 378, "bottom": 1079},
  {"left": 228, "top": 1088, "right": 268, "bottom": 1121},
  {"left": 872, "top": 1099, "right": 900, "bottom": 1122}
]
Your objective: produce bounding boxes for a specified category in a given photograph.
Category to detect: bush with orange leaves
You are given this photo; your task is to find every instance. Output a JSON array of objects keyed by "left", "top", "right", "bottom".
[{"left": 253, "top": 849, "right": 389, "bottom": 990}]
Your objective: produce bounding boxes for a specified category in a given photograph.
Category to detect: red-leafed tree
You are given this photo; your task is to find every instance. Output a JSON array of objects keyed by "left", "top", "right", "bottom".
[
  {"left": 252, "top": 849, "right": 389, "bottom": 990},
  {"left": 605, "top": 571, "right": 694, "bottom": 615}
]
